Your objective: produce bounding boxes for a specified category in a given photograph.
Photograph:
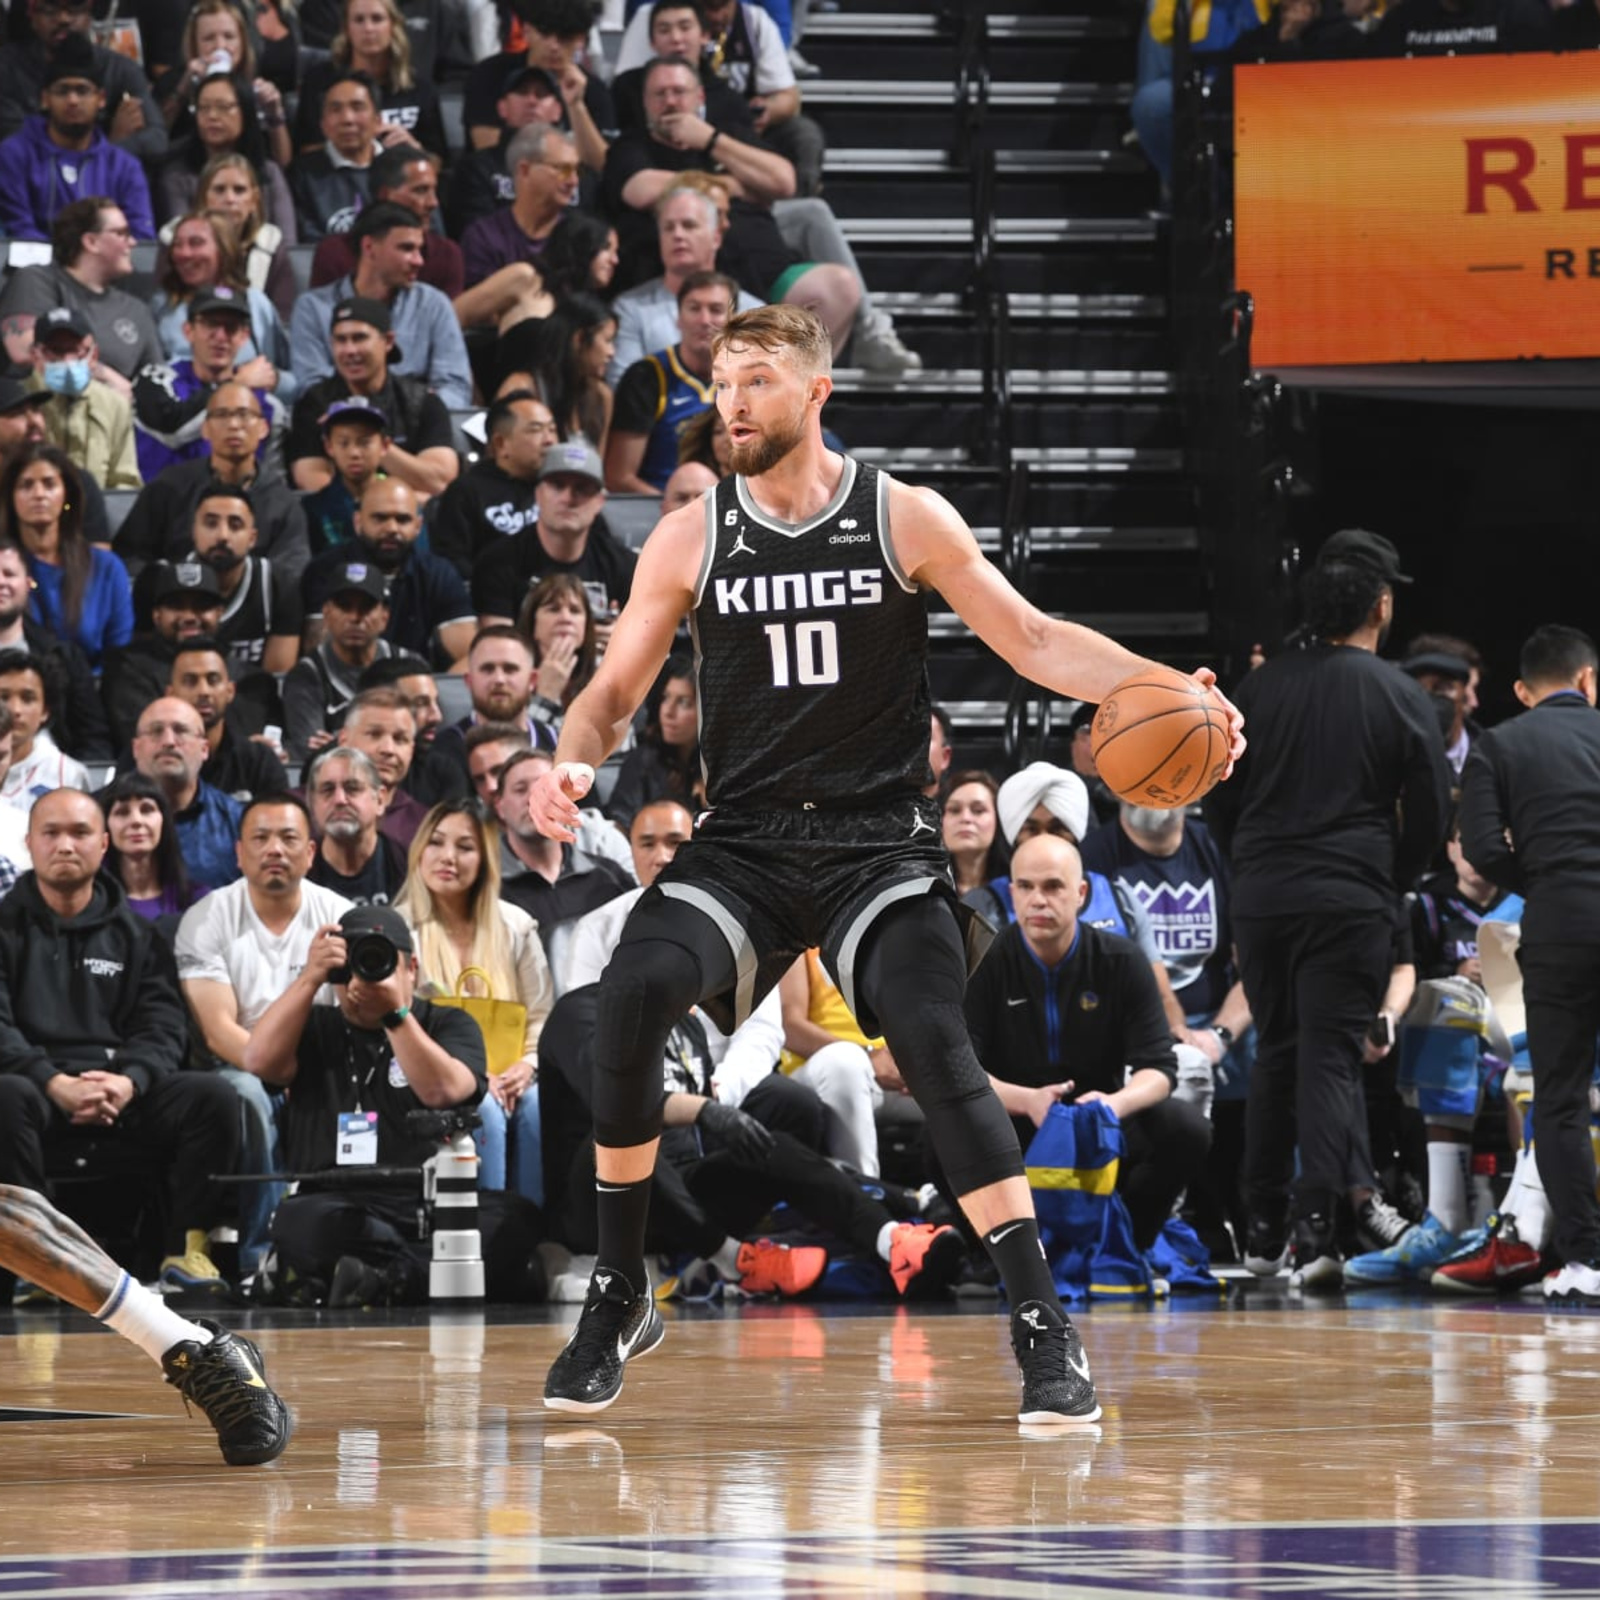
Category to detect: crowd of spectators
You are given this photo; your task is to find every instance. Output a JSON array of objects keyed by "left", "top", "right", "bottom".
[{"left": 0, "top": 0, "right": 1560, "bottom": 1314}]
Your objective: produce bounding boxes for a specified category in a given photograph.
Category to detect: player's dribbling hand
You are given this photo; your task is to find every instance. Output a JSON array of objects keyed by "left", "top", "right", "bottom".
[
  {"left": 1189, "top": 667, "right": 1247, "bottom": 774},
  {"left": 527, "top": 762, "right": 594, "bottom": 843}
]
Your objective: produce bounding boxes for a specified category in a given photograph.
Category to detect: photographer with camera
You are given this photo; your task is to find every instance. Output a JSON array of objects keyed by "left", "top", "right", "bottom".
[{"left": 242, "top": 902, "right": 490, "bottom": 1306}]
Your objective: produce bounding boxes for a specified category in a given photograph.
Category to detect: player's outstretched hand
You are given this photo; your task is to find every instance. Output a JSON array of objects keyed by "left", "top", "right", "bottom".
[
  {"left": 527, "top": 761, "right": 595, "bottom": 842},
  {"left": 1190, "top": 667, "right": 1246, "bottom": 775}
]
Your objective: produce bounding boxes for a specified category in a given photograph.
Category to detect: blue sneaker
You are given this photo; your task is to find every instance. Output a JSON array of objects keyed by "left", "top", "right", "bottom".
[{"left": 1345, "top": 1212, "right": 1464, "bottom": 1286}]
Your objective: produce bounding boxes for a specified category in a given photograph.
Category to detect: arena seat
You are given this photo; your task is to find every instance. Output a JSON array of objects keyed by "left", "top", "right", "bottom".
[
  {"left": 603, "top": 494, "right": 661, "bottom": 550},
  {"left": 102, "top": 490, "right": 138, "bottom": 537},
  {"left": 287, "top": 243, "right": 318, "bottom": 294},
  {"left": 433, "top": 672, "right": 472, "bottom": 724}
]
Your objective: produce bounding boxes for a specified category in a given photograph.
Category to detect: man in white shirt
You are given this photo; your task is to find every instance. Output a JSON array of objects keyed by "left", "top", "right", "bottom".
[{"left": 175, "top": 794, "right": 353, "bottom": 1274}]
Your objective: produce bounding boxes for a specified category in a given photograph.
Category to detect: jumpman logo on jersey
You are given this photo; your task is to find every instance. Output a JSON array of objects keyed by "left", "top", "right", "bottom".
[
  {"left": 728, "top": 528, "right": 757, "bottom": 558},
  {"left": 909, "top": 812, "right": 937, "bottom": 839}
]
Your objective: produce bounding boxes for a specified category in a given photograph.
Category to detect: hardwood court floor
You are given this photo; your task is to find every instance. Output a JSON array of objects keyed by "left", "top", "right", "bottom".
[{"left": 4, "top": 1291, "right": 1600, "bottom": 1597}]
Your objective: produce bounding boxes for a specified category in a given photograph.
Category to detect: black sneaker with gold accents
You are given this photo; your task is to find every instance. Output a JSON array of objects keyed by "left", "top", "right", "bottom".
[{"left": 161, "top": 1318, "right": 291, "bottom": 1465}]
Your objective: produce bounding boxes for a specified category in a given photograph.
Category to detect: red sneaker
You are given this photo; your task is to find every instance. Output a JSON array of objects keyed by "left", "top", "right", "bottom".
[
  {"left": 735, "top": 1239, "right": 827, "bottom": 1297},
  {"left": 1431, "top": 1223, "right": 1547, "bottom": 1295},
  {"left": 888, "top": 1222, "right": 967, "bottom": 1298}
]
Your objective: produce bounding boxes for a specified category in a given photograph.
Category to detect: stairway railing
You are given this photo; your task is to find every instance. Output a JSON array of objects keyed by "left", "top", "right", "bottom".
[{"left": 1169, "top": 7, "right": 1292, "bottom": 679}]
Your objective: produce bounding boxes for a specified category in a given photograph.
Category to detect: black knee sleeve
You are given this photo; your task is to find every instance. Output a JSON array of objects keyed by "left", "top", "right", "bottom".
[
  {"left": 859, "top": 899, "right": 1024, "bottom": 1195},
  {"left": 592, "top": 937, "right": 710, "bottom": 1150}
]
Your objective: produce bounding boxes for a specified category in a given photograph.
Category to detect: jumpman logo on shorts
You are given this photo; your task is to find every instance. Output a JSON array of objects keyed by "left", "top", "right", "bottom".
[
  {"left": 728, "top": 528, "right": 757, "bottom": 558},
  {"left": 909, "top": 812, "right": 937, "bottom": 839}
]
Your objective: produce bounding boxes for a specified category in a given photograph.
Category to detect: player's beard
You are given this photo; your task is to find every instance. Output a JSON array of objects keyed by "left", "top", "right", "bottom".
[{"left": 727, "top": 407, "right": 806, "bottom": 477}]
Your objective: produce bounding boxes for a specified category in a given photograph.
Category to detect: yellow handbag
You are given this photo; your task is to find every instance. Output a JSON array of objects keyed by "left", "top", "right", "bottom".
[{"left": 430, "top": 965, "right": 528, "bottom": 1076}]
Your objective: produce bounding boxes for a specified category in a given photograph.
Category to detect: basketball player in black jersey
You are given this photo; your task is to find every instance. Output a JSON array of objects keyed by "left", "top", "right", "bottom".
[{"left": 528, "top": 306, "right": 1243, "bottom": 1426}]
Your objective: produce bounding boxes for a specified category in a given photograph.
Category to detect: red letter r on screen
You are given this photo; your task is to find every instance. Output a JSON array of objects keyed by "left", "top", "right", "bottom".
[{"left": 1465, "top": 138, "right": 1537, "bottom": 214}]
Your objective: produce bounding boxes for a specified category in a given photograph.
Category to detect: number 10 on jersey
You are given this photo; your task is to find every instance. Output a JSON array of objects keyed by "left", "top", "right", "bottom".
[{"left": 763, "top": 621, "right": 841, "bottom": 687}]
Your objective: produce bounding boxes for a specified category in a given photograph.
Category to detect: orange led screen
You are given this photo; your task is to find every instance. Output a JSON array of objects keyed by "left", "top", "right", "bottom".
[{"left": 1235, "top": 55, "right": 1600, "bottom": 365}]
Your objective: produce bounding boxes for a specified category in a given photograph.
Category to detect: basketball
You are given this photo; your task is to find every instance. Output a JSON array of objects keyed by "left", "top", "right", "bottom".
[{"left": 1088, "top": 666, "right": 1230, "bottom": 809}]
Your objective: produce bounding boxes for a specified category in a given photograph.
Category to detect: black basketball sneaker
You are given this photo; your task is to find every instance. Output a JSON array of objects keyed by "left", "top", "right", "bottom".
[
  {"left": 1011, "top": 1300, "right": 1102, "bottom": 1424},
  {"left": 162, "top": 1319, "right": 292, "bottom": 1465},
  {"left": 544, "top": 1267, "right": 665, "bottom": 1413}
]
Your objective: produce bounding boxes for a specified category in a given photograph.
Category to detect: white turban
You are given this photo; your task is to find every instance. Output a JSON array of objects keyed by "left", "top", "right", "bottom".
[{"left": 996, "top": 761, "right": 1090, "bottom": 848}]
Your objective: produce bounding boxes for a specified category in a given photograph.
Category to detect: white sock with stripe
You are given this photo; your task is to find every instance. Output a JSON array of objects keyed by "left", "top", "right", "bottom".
[{"left": 96, "top": 1272, "right": 214, "bottom": 1366}]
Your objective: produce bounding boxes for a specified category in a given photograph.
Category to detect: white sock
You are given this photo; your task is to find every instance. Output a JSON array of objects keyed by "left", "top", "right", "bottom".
[
  {"left": 1427, "top": 1141, "right": 1472, "bottom": 1235},
  {"left": 1515, "top": 1148, "right": 1551, "bottom": 1251},
  {"left": 96, "top": 1272, "right": 213, "bottom": 1366},
  {"left": 875, "top": 1220, "right": 897, "bottom": 1263},
  {"left": 711, "top": 1239, "right": 744, "bottom": 1281}
]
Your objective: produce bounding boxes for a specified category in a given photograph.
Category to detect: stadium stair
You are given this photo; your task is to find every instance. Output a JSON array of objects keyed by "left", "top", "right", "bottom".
[{"left": 801, "top": 0, "right": 1208, "bottom": 765}]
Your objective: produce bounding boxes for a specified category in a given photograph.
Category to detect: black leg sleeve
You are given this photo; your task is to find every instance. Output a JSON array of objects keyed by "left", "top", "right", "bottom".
[
  {"left": 855, "top": 895, "right": 1024, "bottom": 1196},
  {"left": 591, "top": 902, "right": 736, "bottom": 1150}
]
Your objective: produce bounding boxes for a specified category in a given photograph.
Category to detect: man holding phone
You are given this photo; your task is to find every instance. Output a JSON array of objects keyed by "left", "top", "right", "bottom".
[{"left": 960, "top": 832, "right": 1212, "bottom": 1253}]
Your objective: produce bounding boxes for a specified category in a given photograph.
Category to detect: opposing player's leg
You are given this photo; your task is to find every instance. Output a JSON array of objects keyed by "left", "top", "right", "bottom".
[
  {"left": 544, "top": 896, "right": 738, "bottom": 1414},
  {"left": 852, "top": 896, "right": 1101, "bottom": 1425},
  {"left": 0, "top": 1184, "right": 289, "bottom": 1465}
]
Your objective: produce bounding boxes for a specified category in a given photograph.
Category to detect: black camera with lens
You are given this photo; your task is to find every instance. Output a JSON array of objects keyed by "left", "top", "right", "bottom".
[
  {"left": 407, "top": 1107, "right": 482, "bottom": 1142},
  {"left": 329, "top": 929, "right": 401, "bottom": 986}
]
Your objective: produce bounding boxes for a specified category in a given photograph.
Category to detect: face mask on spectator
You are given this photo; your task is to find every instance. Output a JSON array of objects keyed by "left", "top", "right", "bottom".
[{"left": 42, "top": 359, "right": 91, "bottom": 397}]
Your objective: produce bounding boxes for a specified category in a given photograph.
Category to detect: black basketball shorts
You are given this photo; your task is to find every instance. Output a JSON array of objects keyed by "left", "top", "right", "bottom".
[{"left": 617, "top": 794, "right": 988, "bottom": 1036}]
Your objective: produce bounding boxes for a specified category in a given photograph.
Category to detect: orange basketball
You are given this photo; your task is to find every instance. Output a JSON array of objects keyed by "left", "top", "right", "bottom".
[{"left": 1088, "top": 666, "right": 1230, "bottom": 809}]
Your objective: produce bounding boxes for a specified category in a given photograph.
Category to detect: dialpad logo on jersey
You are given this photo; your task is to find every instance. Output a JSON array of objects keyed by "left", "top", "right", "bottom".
[
  {"left": 1126, "top": 877, "right": 1220, "bottom": 963},
  {"left": 712, "top": 569, "right": 883, "bottom": 614}
]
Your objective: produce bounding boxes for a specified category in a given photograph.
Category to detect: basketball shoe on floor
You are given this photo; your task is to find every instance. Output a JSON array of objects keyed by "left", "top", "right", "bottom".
[
  {"left": 544, "top": 1267, "right": 664, "bottom": 1413},
  {"left": 735, "top": 1239, "right": 827, "bottom": 1297},
  {"left": 889, "top": 1223, "right": 967, "bottom": 1298},
  {"left": 1011, "top": 1301, "right": 1102, "bottom": 1425},
  {"left": 1542, "top": 1261, "right": 1600, "bottom": 1305},
  {"left": 160, "top": 1245, "right": 228, "bottom": 1291},
  {"left": 1355, "top": 1193, "right": 1416, "bottom": 1254},
  {"left": 1345, "top": 1212, "right": 1465, "bottom": 1286},
  {"left": 1430, "top": 1217, "right": 1544, "bottom": 1295},
  {"left": 161, "top": 1319, "right": 291, "bottom": 1466},
  {"left": 1289, "top": 1212, "right": 1342, "bottom": 1292},
  {"left": 1243, "top": 1214, "right": 1289, "bottom": 1276}
]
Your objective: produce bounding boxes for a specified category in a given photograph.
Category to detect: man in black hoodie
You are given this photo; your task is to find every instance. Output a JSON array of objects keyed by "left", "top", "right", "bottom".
[
  {"left": 0, "top": 788, "right": 240, "bottom": 1294},
  {"left": 1460, "top": 624, "right": 1600, "bottom": 1304},
  {"left": 426, "top": 389, "right": 555, "bottom": 579}
]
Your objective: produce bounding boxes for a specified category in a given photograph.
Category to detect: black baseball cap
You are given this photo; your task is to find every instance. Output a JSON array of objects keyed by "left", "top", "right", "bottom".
[
  {"left": 339, "top": 903, "right": 414, "bottom": 952},
  {"left": 190, "top": 285, "right": 252, "bottom": 322},
  {"left": 1316, "top": 528, "right": 1412, "bottom": 585},
  {"left": 331, "top": 295, "right": 403, "bottom": 364},
  {"left": 0, "top": 378, "right": 50, "bottom": 417},
  {"left": 43, "top": 34, "right": 102, "bottom": 89},
  {"left": 149, "top": 560, "right": 223, "bottom": 605},
  {"left": 1402, "top": 650, "right": 1472, "bottom": 684},
  {"left": 35, "top": 305, "right": 93, "bottom": 344},
  {"left": 319, "top": 397, "right": 390, "bottom": 435},
  {"left": 500, "top": 63, "right": 561, "bottom": 98},
  {"left": 326, "top": 560, "right": 390, "bottom": 605}
]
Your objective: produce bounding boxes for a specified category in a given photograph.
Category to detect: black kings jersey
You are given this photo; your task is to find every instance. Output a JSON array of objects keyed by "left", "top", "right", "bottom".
[{"left": 690, "top": 457, "right": 931, "bottom": 809}]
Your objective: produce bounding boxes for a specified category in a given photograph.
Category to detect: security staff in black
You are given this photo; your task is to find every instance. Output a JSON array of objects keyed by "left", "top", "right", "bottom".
[
  {"left": 1459, "top": 624, "right": 1600, "bottom": 1302},
  {"left": 525, "top": 306, "right": 1243, "bottom": 1426},
  {"left": 1204, "top": 530, "right": 1452, "bottom": 1284}
]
